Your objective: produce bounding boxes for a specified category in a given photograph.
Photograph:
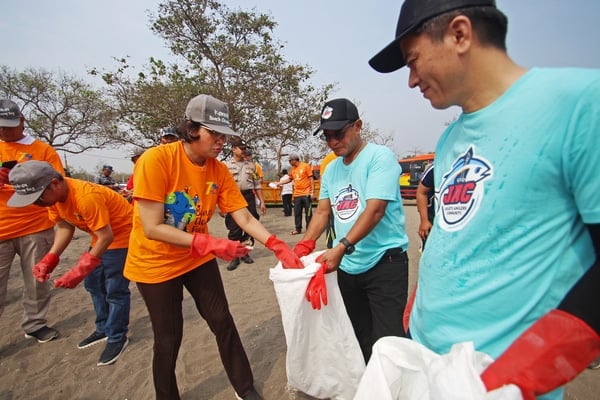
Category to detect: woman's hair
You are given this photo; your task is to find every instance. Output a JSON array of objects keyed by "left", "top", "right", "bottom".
[
  {"left": 177, "top": 119, "right": 203, "bottom": 142},
  {"left": 416, "top": 6, "right": 508, "bottom": 51}
]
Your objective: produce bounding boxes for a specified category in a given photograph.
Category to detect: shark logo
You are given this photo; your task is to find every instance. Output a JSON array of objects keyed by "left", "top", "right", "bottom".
[
  {"left": 438, "top": 147, "right": 493, "bottom": 231},
  {"left": 333, "top": 184, "right": 361, "bottom": 222}
]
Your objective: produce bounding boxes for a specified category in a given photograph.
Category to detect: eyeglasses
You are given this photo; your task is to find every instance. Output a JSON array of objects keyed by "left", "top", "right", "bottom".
[
  {"left": 33, "top": 187, "right": 49, "bottom": 206},
  {"left": 320, "top": 122, "right": 355, "bottom": 142}
]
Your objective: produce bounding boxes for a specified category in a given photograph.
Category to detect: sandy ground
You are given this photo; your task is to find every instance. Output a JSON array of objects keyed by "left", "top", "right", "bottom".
[{"left": 0, "top": 202, "right": 597, "bottom": 400}]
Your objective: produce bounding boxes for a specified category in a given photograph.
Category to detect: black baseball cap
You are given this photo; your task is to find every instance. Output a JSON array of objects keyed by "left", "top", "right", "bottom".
[
  {"left": 313, "top": 98, "right": 359, "bottom": 136},
  {"left": 369, "top": 0, "right": 497, "bottom": 73}
]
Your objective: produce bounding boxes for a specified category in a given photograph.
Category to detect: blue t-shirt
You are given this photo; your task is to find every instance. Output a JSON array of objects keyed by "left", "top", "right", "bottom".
[
  {"left": 411, "top": 68, "right": 600, "bottom": 399},
  {"left": 320, "top": 143, "right": 409, "bottom": 274}
]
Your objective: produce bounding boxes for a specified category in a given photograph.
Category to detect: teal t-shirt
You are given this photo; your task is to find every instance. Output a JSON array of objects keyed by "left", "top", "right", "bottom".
[
  {"left": 411, "top": 68, "right": 600, "bottom": 400},
  {"left": 320, "top": 143, "right": 408, "bottom": 274}
]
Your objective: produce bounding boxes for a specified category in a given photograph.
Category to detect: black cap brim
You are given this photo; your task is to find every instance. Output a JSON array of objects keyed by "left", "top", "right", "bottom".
[
  {"left": 369, "top": 38, "right": 407, "bottom": 73},
  {"left": 312, "top": 120, "right": 352, "bottom": 136}
]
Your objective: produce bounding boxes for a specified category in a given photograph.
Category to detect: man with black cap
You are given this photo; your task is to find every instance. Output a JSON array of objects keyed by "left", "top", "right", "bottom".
[
  {"left": 159, "top": 126, "right": 180, "bottom": 145},
  {"left": 223, "top": 137, "right": 266, "bottom": 271},
  {"left": 370, "top": 1, "right": 600, "bottom": 398},
  {"left": 0, "top": 98, "right": 64, "bottom": 344},
  {"left": 292, "top": 98, "right": 410, "bottom": 362},
  {"left": 94, "top": 164, "right": 119, "bottom": 191}
]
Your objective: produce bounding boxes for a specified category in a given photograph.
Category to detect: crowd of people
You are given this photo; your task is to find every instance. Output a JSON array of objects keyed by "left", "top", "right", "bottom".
[{"left": 1, "top": 0, "right": 598, "bottom": 399}]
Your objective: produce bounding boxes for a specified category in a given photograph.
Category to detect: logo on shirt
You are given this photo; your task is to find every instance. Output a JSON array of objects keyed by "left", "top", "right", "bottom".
[
  {"left": 438, "top": 147, "right": 493, "bottom": 231},
  {"left": 333, "top": 184, "right": 361, "bottom": 222}
]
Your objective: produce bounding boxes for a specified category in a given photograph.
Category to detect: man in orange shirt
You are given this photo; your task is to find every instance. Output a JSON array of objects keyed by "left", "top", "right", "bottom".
[
  {"left": 8, "top": 160, "right": 132, "bottom": 367},
  {"left": 279, "top": 153, "right": 314, "bottom": 235},
  {"left": 0, "top": 99, "right": 64, "bottom": 344}
]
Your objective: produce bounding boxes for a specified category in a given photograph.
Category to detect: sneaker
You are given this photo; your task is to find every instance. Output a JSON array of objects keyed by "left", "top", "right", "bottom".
[
  {"left": 235, "top": 387, "right": 263, "bottom": 400},
  {"left": 588, "top": 357, "right": 600, "bottom": 370},
  {"left": 77, "top": 331, "right": 107, "bottom": 349},
  {"left": 24, "top": 326, "right": 59, "bottom": 343},
  {"left": 240, "top": 255, "right": 254, "bottom": 264},
  {"left": 227, "top": 258, "right": 241, "bottom": 271},
  {"left": 97, "top": 337, "right": 129, "bottom": 366}
]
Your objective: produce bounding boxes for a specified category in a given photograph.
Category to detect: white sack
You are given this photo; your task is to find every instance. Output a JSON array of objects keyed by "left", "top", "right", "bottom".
[
  {"left": 354, "top": 337, "right": 522, "bottom": 400},
  {"left": 269, "top": 251, "right": 365, "bottom": 400}
]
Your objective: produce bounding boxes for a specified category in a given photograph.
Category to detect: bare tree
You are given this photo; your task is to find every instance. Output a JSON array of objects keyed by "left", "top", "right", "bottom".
[{"left": 0, "top": 66, "right": 119, "bottom": 154}]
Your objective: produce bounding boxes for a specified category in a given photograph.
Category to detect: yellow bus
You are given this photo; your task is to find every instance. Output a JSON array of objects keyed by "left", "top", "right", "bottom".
[{"left": 398, "top": 153, "right": 434, "bottom": 199}]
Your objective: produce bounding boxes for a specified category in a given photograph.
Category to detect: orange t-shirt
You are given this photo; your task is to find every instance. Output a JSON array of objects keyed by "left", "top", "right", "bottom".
[
  {"left": 47, "top": 178, "right": 132, "bottom": 249},
  {"left": 124, "top": 142, "right": 247, "bottom": 283},
  {"left": 0, "top": 137, "right": 64, "bottom": 240},
  {"left": 291, "top": 161, "right": 313, "bottom": 197}
]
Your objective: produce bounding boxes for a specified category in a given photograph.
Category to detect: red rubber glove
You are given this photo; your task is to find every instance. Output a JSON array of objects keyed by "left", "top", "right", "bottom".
[
  {"left": 293, "top": 239, "right": 316, "bottom": 258},
  {"left": 481, "top": 309, "right": 600, "bottom": 400},
  {"left": 190, "top": 233, "right": 248, "bottom": 261},
  {"left": 305, "top": 263, "right": 328, "bottom": 310},
  {"left": 265, "top": 234, "right": 303, "bottom": 269},
  {"left": 33, "top": 253, "right": 60, "bottom": 282},
  {"left": 403, "top": 284, "right": 417, "bottom": 333},
  {"left": 54, "top": 252, "right": 102, "bottom": 289},
  {"left": 0, "top": 167, "right": 10, "bottom": 188}
]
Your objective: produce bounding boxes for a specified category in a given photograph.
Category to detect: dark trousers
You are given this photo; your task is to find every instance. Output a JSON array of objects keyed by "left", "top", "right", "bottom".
[
  {"left": 293, "top": 195, "right": 312, "bottom": 232},
  {"left": 137, "top": 260, "right": 253, "bottom": 400},
  {"left": 282, "top": 194, "right": 292, "bottom": 216},
  {"left": 225, "top": 190, "right": 259, "bottom": 242},
  {"left": 338, "top": 248, "right": 409, "bottom": 362}
]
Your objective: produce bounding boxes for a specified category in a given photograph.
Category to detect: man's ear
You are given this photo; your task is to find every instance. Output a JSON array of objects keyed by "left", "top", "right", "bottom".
[{"left": 447, "top": 15, "right": 473, "bottom": 56}]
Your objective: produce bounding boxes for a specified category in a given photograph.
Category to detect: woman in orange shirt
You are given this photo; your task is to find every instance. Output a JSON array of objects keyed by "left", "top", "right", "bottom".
[{"left": 124, "top": 94, "right": 301, "bottom": 400}]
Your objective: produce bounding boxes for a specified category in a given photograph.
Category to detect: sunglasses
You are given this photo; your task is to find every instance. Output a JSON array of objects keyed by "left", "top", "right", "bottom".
[
  {"left": 33, "top": 186, "right": 50, "bottom": 206},
  {"left": 320, "top": 122, "right": 355, "bottom": 142}
]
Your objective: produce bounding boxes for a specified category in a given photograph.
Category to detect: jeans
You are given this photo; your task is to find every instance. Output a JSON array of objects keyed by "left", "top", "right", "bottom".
[
  {"left": 83, "top": 247, "right": 130, "bottom": 343},
  {"left": 0, "top": 228, "right": 54, "bottom": 333},
  {"left": 338, "top": 248, "right": 409, "bottom": 362},
  {"left": 136, "top": 259, "right": 253, "bottom": 400},
  {"left": 293, "top": 195, "right": 312, "bottom": 232}
]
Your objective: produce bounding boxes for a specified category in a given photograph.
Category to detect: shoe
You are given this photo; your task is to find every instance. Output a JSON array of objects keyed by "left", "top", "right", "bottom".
[
  {"left": 77, "top": 331, "right": 107, "bottom": 349},
  {"left": 588, "top": 357, "right": 600, "bottom": 370},
  {"left": 240, "top": 255, "right": 254, "bottom": 264},
  {"left": 227, "top": 258, "right": 241, "bottom": 271},
  {"left": 235, "top": 387, "right": 263, "bottom": 400},
  {"left": 24, "top": 326, "right": 59, "bottom": 343},
  {"left": 97, "top": 337, "right": 129, "bottom": 366}
]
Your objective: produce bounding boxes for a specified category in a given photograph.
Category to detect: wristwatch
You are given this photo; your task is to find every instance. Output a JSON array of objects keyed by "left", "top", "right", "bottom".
[{"left": 339, "top": 237, "right": 355, "bottom": 255}]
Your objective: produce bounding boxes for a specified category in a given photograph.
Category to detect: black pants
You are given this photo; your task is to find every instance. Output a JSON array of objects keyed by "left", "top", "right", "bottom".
[
  {"left": 282, "top": 194, "right": 292, "bottom": 216},
  {"left": 293, "top": 195, "right": 312, "bottom": 232},
  {"left": 225, "top": 190, "right": 259, "bottom": 242},
  {"left": 338, "top": 248, "right": 409, "bottom": 362},
  {"left": 136, "top": 260, "right": 253, "bottom": 400}
]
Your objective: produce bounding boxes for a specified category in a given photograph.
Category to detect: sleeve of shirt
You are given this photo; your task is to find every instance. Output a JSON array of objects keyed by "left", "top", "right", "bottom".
[
  {"left": 365, "top": 146, "right": 402, "bottom": 201},
  {"left": 217, "top": 163, "right": 248, "bottom": 213}
]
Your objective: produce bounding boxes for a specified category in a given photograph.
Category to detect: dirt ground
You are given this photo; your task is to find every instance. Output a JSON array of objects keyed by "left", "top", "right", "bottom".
[{"left": 0, "top": 202, "right": 597, "bottom": 399}]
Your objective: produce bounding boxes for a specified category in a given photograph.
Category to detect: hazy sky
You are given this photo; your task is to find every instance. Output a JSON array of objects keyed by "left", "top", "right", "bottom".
[{"left": 3, "top": 0, "right": 599, "bottom": 174}]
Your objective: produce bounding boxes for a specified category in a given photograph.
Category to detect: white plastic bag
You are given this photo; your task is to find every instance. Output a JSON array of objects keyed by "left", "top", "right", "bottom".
[
  {"left": 269, "top": 251, "right": 365, "bottom": 400},
  {"left": 354, "top": 337, "right": 522, "bottom": 400}
]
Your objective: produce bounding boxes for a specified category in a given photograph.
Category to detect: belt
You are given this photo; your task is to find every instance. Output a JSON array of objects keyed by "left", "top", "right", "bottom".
[
  {"left": 383, "top": 247, "right": 405, "bottom": 256},
  {"left": 240, "top": 189, "right": 254, "bottom": 194}
]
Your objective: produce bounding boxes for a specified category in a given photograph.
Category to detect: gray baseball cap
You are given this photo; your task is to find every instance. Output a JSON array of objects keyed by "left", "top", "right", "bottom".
[
  {"left": 7, "top": 161, "right": 58, "bottom": 208},
  {"left": 0, "top": 99, "right": 22, "bottom": 128},
  {"left": 184, "top": 94, "right": 239, "bottom": 136}
]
